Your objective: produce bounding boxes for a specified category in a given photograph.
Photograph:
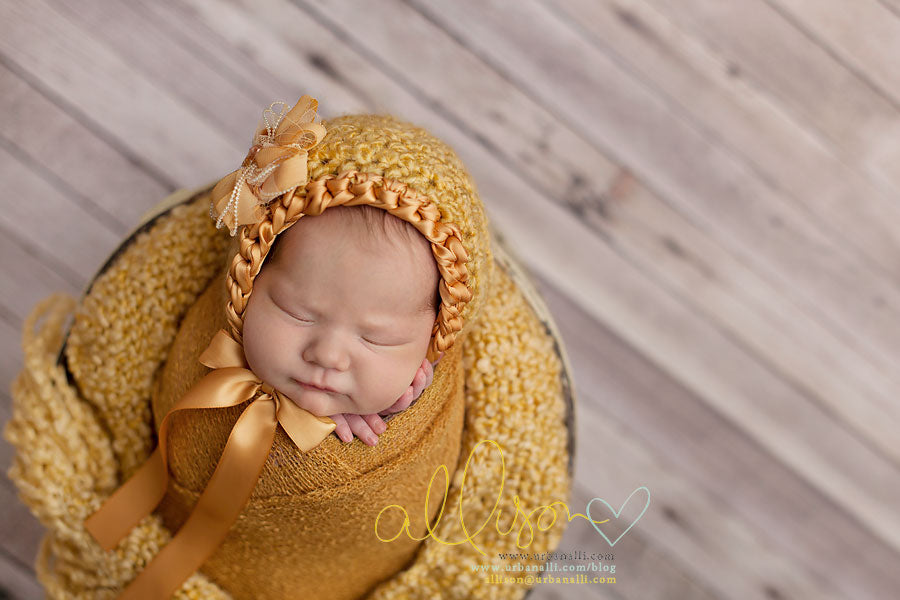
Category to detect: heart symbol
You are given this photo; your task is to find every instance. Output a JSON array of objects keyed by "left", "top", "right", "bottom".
[{"left": 586, "top": 486, "right": 651, "bottom": 547}]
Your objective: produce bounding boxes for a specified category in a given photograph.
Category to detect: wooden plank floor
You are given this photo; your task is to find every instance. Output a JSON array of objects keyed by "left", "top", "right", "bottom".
[{"left": 2, "top": 0, "right": 899, "bottom": 598}]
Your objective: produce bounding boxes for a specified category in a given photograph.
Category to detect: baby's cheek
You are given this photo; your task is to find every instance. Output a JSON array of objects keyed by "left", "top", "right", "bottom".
[
  {"left": 355, "top": 365, "right": 406, "bottom": 413},
  {"left": 243, "top": 312, "right": 287, "bottom": 384},
  {"left": 242, "top": 325, "right": 265, "bottom": 374}
]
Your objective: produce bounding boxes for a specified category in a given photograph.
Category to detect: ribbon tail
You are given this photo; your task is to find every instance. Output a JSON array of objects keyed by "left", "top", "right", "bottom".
[
  {"left": 85, "top": 446, "right": 168, "bottom": 550},
  {"left": 275, "top": 392, "right": 336, "bottom": 451},
  {"left": 85, "top": 367, "right": 260, "bottom": 551},
  {"left": 117, "top": 397, "right": 278, "bottom": 600}
]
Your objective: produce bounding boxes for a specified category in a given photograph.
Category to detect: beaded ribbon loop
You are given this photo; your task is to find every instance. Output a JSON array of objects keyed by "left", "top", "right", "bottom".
[{"left": 210, "top": 96, "right": 327, "bottom": 236}]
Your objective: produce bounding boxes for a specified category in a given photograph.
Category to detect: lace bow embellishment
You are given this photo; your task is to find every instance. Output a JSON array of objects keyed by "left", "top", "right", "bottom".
[{"left": 210, "top": 95, "right": 327, "bottom": 235}]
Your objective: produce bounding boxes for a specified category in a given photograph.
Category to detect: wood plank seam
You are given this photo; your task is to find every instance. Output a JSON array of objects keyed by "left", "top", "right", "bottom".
[{"left": 761, "top": 0, "right": 900, "bottom": 111}]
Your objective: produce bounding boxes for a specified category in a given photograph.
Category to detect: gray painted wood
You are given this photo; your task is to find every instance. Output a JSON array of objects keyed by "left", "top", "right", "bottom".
[
  {"left": 765, "top": 0, "right": 900, "bottom": 111},
  {"left": 636, "top": 0, "right": 900, "bottom": 197},
  {"left": 0, "top": 549, "right": 44, "bottom": 600},
  {"left": 409, "top": 0, "right": 900, "bottom": 551},
  {"left": 413, "top": 1, "right": 900, "bottom": 409},
  {"left": 545, "top": 0, "right": 900, "bottom": 279},
  {"left": 537, "top": 275, "right": 900, "bottom": 599},
  {"left": 1, "top": 0, "right": 898, "bottom": 597}
]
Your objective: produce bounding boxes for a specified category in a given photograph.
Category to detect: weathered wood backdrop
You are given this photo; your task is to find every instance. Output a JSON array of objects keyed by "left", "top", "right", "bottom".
[{"left": 2, "top": 1, "right": 899, "bottom": 598}]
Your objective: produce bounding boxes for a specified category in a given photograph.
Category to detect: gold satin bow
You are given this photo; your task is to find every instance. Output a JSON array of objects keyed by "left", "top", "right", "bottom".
[
  {"left": 210, "top": 95, "right": 327, "bottom": 235},
  {"left": 85, "top": 329, "right": 335, "bottom": 600}
]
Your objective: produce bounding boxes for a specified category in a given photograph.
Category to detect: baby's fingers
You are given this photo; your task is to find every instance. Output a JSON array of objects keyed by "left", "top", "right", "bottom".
[
  {"left": 411, "top": 365, "right": 427, "bottom": 398},
  {"left": 345, "top": 413, "right": 380, "bottom": 446},
  {"left": 363, "top": 413, "right": 386, "bottom": 435},
  {"left": 423, "top": 358, "right": 434, "bottom": 387},
  {"left": 411, "top": 358, "right": 435, "bottom": 399},
  {"left": 330, "top": 413, "right": 353, "bottom": 443}
]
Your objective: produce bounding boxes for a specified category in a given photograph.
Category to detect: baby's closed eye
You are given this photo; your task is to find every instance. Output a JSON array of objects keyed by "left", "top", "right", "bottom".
[
  {"left": 361, "top": 335, "right": 409, "bottom": 347},
  {"left": 272, "top": 301, "right": 314, "bottom": 323}
]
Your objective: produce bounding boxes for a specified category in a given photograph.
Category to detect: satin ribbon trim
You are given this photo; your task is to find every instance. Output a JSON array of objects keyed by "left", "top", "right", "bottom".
[{"left": 85, "top": 329, "right": 335, "bottom": 599}]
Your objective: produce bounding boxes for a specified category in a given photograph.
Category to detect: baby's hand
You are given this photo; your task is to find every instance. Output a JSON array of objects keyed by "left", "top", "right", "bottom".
[{"left": 331, "top": 355, "right": 441, "bottom": 446}]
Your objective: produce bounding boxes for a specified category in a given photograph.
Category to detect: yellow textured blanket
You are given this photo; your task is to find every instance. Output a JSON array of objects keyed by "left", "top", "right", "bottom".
[{"left": 6, "top": 104, "right": 574, "bottom": 599}]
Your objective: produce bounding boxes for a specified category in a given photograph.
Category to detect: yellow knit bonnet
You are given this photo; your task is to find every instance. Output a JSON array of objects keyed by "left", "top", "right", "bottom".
[{"left": 213, "top": 102, "right": 493, "bottom": 363}]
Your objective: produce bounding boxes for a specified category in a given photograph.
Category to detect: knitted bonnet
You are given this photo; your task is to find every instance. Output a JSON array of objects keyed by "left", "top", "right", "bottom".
[{"left": 211, "top": 97, "right": 493, "bottom": 363}]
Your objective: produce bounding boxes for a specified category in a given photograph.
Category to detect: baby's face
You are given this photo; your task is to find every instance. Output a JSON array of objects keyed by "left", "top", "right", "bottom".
[{"left": 242, "top": 208, "right": 439, "bottom": 417}]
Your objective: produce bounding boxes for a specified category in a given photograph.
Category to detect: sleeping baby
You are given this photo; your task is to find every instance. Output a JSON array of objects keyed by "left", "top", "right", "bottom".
[
  {"left": 242, "top": 202, "right": 443, "bottom": 446},
  {"left": 83, "top": 101, "right": 476, "bottom": 600},
  {"left": 13, "top": 94, "right": 571, "bottom": 600}
]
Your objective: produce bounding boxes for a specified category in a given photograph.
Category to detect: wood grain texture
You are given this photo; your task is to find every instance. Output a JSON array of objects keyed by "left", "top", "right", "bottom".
[
  {"left": 765, "top": 0, "right": 900, "bottom": 108},
  {"left": 0, "top": 60, "right": 170, "bottom": 228},
  {"left": 408, "top": 0, "right": 900, "bottom": 552},
  {"left": 0, "top": 0, "right": 242, "bottom": 187},
  {"left": 545, "top": 0, "right": 900, "bottom": 278},
  {"left": 410, "top": 2, "right": 900, "bottom": 390},
  {"left": 411, "top": 0, "right": 900, "bottom": 399},
  {"left": 636, "top": 0, "right": 900, "bottom": 195},
  {"left": 2, "top": 0, "right": 898, "bottom": 597},
  {"left": 537, "top": 275, "right": 900, "bottom": 599},
  {"left": 0, "top": 548, "right": 44, "bottom": 600}
]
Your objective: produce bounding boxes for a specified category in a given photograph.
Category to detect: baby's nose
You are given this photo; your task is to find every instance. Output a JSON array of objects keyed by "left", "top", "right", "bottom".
[{"left": 302, "top": 331, "right": 350, "bottom": 371}]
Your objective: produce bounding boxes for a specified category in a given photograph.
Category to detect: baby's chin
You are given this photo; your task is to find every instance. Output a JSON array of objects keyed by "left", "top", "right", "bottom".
[
  {"left": 274, "top": 377, "right": 402, "bottom": 416},
  {"left": 287, "top": 390, "right": 399, "bottom": 418},
  {"left": 281, "top": 385, "right": 342, "bottom": 417}
]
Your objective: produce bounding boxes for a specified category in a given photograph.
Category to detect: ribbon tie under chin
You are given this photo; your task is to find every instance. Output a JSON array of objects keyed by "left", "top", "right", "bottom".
[{"left": 85, "top": 328, "right": 335, "bottom": 600}]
